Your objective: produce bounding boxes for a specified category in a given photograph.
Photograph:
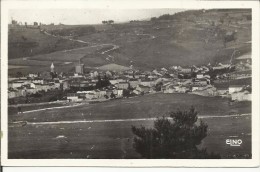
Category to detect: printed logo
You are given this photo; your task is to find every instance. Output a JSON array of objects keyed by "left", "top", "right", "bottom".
[{"left": 226, "top": 139, "right": 243, "bottom": 146}]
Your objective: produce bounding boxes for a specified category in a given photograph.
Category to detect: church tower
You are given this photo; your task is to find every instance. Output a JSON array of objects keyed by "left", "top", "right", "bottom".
[{"left": 50, "top": 62, "right": 54, "bottom": 73}]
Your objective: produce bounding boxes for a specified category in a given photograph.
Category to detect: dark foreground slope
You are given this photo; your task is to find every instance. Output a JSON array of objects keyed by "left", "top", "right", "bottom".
[{"left": 8, "top": 93, "right": 251, "bottom": 159}]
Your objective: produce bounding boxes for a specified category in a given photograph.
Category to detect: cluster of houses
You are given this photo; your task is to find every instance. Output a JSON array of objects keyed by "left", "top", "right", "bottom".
[
  {"left": 8, "top": 59, "right": 251, "bottom": 103},
  {"left": 8, "top": 77, "right": 69, "bottom": 99},
  {"left": 8, "top": 71, "right": 69, "bottom": 99}
]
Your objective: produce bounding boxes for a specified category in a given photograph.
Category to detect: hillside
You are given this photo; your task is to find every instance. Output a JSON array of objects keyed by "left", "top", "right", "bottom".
[
  {"left": 8, "top": 26, "right": 87, "bottom": 59},
  {"left": 78, "top": 9, "right": 251, "bottom": 69},
  {"left": 8, "top": 9, "right": 251, "bottom": 73}
]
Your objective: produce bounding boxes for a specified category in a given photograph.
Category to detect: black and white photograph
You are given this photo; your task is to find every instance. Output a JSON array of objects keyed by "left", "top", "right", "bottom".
[{"left": 1, "top": 0, "right": 259, "bottom": 167}]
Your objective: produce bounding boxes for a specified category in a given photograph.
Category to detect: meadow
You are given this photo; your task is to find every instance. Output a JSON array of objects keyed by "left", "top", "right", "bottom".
[{"left": 8, "top": 93, "right": 251, "bottom": 159}]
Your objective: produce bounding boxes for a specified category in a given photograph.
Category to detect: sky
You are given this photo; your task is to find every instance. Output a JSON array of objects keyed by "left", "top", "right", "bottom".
[{"left": 9, "top": 9, "right": 185, "bottom": 25}]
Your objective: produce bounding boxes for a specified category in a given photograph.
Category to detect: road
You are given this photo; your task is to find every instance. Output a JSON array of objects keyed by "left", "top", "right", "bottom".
[
  {"left": 16, "top": 113, "right": 250, "bottom": 125},
  {"left": 43, "top": 30, "right": 156, "bottom": 63},
  {"left": 43, "top": 30, "right": 120, "bottom": 62}
]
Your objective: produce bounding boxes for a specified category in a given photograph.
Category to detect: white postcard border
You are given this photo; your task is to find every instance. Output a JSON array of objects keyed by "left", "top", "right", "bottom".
[{"left": 1, "top": 0, "right": 259, "bottom": 167}]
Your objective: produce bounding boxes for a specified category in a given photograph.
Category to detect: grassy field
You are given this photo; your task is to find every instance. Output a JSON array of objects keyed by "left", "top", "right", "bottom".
[
  {"left": 8, "top": 93, "right": 251, "bottom": 159},
  {"left": 8, "top": 116, "right": 251, "bottom": 159},
  {"left": 8, "top": 43, "right": 114, "bottom": 75},
  {"left": 8, "top": 26, "right": 86, "bottom": 59},
  {"left": 8, "top": 93, "right": 251, "bottom": 123}
]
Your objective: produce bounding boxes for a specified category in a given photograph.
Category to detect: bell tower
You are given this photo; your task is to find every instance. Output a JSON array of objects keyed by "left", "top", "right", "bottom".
[{"left": 50, "top": 62, "right": 54, "bottom": 73}]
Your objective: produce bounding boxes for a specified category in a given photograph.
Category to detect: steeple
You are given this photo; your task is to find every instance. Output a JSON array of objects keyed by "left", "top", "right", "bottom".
[{"left": 50, "top": 62, "right": 54, "bottom": 72}]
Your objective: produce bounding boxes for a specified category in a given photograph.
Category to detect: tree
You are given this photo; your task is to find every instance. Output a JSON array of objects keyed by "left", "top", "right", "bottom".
[
  {"left": 122, "top": 89, "right": 130, "bottom": 98},
  {"left": 110, "top": 92, "right": 116, "bottom": 99},
  {"left": 131, "top": 107, "right": 220, "bottom": 159},
  {"left": 155, "top": 82, "right": 163, "bottom": 91},
  {"left": 151, "top": 17, "right": 157, "bottom": 22},
  {"left": 96, "top": 75, "right": 111, "bottom": 89},
  {"left": 16, "top": 71, "right": 23, "bottom": 78},
  {"left": 108, "top": 20, "right": 114, "bottom": 24}
]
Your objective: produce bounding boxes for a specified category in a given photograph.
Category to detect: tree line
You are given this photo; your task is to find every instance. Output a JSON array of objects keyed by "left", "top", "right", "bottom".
[{"left": 102, "top": 20, "right": 114, "bottom": 24}]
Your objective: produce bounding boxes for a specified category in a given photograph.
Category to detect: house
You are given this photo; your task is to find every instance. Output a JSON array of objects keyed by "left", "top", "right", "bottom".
[
  {"left": 129, "top": 78, "right": 140, "bottom": 88},
  {"left": 29, "top": 73, "right": 38, "bottom": 78},
  {"left": 193, "top": 79, "right": 208, "bottom": 86},
  {"left": 76, "top": 92, "right": 87, "bottom": 100},
  {"left": 8, "top": 90, "right": 17, "bottom": 99},
  {"left": 16, "top": 87, "right": 27, "bottom": 97},
  {"left": 152, "top": 70, "right": 163, "bottom": 76},
  {"left": 95, "top": 90, "right": 107, "bottom": 98},
  {"left": 109, "top": 79, "right": 119, "bottom": 85},
  {"left": 196, "top": 74, "right": 204, "bottom": 79},
  {"left": 181, "top": 79, "right": 192, "bottom": 86},
  {"left": 192, "top": 86, "right": 218, "bottom": 97},
  {"left": 148, "top": 75, "right": 158, "bottom": 80},
  {"left": 213, "top": 64, "right": 230, "bottom": 70},
  {"left": 42, "top": 84, "right": 52, "bottom": 91},
  {"left": 174, "top": 86, "right": 189, "bottom": 93},
  {"left": 9, "top": 80, "right": 28, "bottom": 88},
  {"left": 67, "top": 93, "right": 82, "bottom": 102},
  {"left": 25, "top": 87, "right": 37, "bottom": 95},
  {"left": 109, "top": 78, "right": 127, "bottom": 85},
  {"left": 235, "top": 53, "right": 251, "bottom": 64},
  {"left": 229, "top": 85, "right": 244, "bottom": 94},
  {"left": 85, "top": 92, "right": 96, "bottom": 100},
  {"left": 54, "top": 80, "right": 61, "bottom": 89},
  {"left": 217, "top": 88, "right": 228, "bottom": 95},
  {"left": 192, "top": 85, "right": 205, "bottom": 92},
  {"left": 34, "top": 83, "right": 44, "bottom": 91},
  {"left": 32, "top": 78, "right": 44, "bottom": 84},
  {"left": 30, "top": 83, "right": 36, "bottom": 89},
  {"left": 117, "top": 89, "right": 123, "bottom": 97},
  {"left": 81, "top": 90, "right": 104, "bottom": 99},
  {"left": 116, "top": 82, "right": 129, "bottom": 90},
  {"left": 133, "top": 90, "right": 141, "bottom": 95},
  {"left": 206, "top": 86, "right": 218, "bottom": 96},
  {"left": 140, "top": 79, "right": 155, "bottom": 87},
  {"left": 106, "top": 90, "right": 114, "bottom": 97},
  {"left": 61, "top": 80, "right": 70, "bottom": 90},
  {"left": 203, "top": 75, "right": 211, "bottom": 79},
  {"left": 125, "top": 74, "right": 134, "bottom": 79},
  {"left": 231, "top": 90, "right": 251, "bottom": 101},
  {"left": 163, "top": 85, "right": 176, "bottom": 93},
  {"left": 136, "top": 85, "right": 150, "bottom": 94},
  {"left": 179, "top": 68, "right": 192, "bottom": 74},
  {"left": 48, "top": 83, "right": 56, "bottom": 90}
]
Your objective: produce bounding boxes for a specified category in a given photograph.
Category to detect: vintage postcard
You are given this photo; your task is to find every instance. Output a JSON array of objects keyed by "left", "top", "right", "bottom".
[{"left": 1, "top": 0, "right": 259, "bottom": 167}]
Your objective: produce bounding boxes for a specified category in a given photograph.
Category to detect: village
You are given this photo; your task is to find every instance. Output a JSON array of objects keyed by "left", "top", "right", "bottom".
[
  {"left": 8, "top": 51, "right": 252, "bottom": 107},
  {"left": 5, "top": 6, "right": 255, "bottom": 161}
]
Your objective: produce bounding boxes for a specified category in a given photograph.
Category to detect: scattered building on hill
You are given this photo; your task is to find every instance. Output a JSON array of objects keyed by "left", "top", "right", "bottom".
[
  {"left": 229, "top": 85, "right": 244, "bottom": 94},
  {"left": 231, "top": 90, "right": 251, "bottom": 101},
  {"left": 136, "top": 85, "right": 151, "bottom": 94}
]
